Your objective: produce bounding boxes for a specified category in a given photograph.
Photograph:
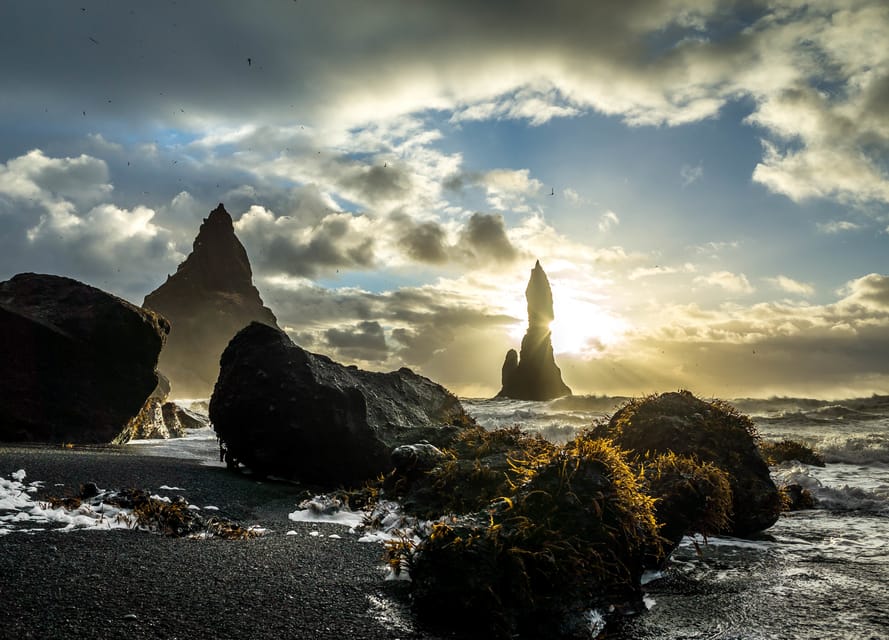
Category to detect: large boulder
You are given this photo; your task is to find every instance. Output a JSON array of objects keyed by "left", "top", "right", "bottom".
[
  {"left": 210, "top": 322, "right": 471, "bottom": 485},
  {"left": 497, "top": 260, "right": 571, "bottom": 400},
  {"left": 592, "top": 390, "right": 782, "bottom": 536},
  {"left": 0, "top": 273, "right": 169, "bottom": 443},
  {"left": 143, "top": 203, "right": 279, "bottom": 398}
]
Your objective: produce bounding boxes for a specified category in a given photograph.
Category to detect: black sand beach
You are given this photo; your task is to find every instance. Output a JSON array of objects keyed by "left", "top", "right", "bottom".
[{"left": 0, "top": 445, "right": 449, "bottom": 640}]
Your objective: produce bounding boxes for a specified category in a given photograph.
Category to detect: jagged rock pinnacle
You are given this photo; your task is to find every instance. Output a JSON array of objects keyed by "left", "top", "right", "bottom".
[
  {"left": 526, "top": 259, "right": 554, "bottom": 327},
  {"left": 143, "top": 203, "right": 278, "bottom": 398},
  {"left": 497, "top": 260, "right": 571, "bottom": 401}
]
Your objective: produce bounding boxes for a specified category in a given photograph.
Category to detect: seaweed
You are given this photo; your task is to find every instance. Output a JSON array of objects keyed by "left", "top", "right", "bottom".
[{"left": 759, "top": 439, "right": 826, "bottom": 467}]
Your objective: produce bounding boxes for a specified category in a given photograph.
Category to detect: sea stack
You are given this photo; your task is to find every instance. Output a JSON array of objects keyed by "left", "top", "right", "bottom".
[
  {"left": 143, "top": 203, "right": 278, "bottom": 398},
  {"left": 497, "top": 260, "right": 571, "bottom": 400}
]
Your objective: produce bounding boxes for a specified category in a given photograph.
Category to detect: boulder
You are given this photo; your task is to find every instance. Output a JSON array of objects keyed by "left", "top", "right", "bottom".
[
  {"left": 0, "top": 273, "right": 169, "bottom": 443},
  {"left": 112, "top": 398, "right": 208, "bottom": 443},
  {"left": 143, "top": 203, "right": 278, "bottom": 398},
  {"left": 497, "top": 261, "right": 571, "bottom": 400},
  {"left": 112, "top": 398, "right": 187, "bottom": 443},
  {"left": 209, "top": 322, "right": 471, "bottom": 485},
  {"left": 592, "top": 390, "right": 782, "bottom": 536}
]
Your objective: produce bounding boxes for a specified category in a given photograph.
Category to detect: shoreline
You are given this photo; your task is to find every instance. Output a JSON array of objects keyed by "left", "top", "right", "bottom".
[{"left": 0, "top": 444, "right": 447, "bottom": 640}]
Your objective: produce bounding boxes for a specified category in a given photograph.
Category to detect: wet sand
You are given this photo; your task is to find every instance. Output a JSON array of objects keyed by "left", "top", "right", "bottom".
[{"left": 0, "top": 444, "right": 449, "bottom": 640}]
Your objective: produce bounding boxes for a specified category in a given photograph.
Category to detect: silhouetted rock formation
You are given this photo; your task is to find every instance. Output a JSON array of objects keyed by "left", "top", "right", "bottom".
[
  {"left": 143, "top": 203, "right": 278, "bottom": 398},
  {"left": 210, "top": 322, "right": 471, "bottom": 486},
  {"left": 592, "top": 390, "right": 782, "bottom": 536},
  {"left": 0, "top": 273, "right": 169, "bottom": 443},
  {"left": 497, "top": 261, "right": 571, "bottom": 400}
]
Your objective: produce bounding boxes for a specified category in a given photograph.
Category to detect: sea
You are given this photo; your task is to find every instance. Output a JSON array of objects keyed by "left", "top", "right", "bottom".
[{"left": 5, "top": 394, "right": 889, "bottom": 638}]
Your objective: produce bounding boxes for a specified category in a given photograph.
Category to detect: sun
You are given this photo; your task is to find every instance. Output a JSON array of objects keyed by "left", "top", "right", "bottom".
[
  {"left": 549, "top": 288, "right": 626, "bottom": 357},
  {"left": 504, "top": 282, "right": 627, "bottom": 358}
]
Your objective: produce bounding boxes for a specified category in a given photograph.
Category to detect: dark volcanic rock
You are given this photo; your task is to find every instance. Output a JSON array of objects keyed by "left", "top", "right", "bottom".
[
  {"left": 593, "top": 390, "right": 782, "bottom": 536},
  {"left": 143, "top": 203, "right": 278, "bottom": 398},
  {"left": 497, "top": 260, "right": 571, "bottom": 400},
  {"left": 0, "top": 273, "right": 169, "bottom": 443},
  {"left": 210, "top": 322, "right": 471, "bottom": 485}
]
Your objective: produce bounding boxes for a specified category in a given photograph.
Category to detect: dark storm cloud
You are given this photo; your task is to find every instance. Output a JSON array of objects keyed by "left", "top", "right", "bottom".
[
  {"left": 399, "top": 220, "right": 449, "bottom": 264},
  {"left": 338, "top": 163, "right": 413, "bottom": 206},
  {"left": 460, "top": 212, "right": 518, "bottom": 263},
  {"left": 324, "top": 320, "right": 388, "bottom": 362},
  {"left": 236, "top": 208, "right": 376, "bottom": 278},
  {"left": 3, "top": 0, "right": 886, "bottom": 213}
]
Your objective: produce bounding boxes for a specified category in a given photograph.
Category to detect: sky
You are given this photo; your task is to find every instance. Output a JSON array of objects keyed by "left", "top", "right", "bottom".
[{"left": 1, "top": 0, "right": 888, "bottom": 400}]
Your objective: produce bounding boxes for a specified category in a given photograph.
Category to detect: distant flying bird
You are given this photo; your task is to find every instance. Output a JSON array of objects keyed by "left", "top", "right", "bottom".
[
  {"left": 549, "top": 188, "right": 554, "bottom": 196},
  {"left": 247, "top": 57, "right": 252, "bottom": 66},
  {"left": 88, "top": 36, "right": 99, "bottom": 45}
]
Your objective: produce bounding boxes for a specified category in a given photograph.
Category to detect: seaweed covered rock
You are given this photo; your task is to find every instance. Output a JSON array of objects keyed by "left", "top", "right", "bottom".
[
  {"left": 592, "top": 390, "right": 781, "bottom": 536},
  {"left": 409, "top": 434, "right": 658, "bottom": 639},
  {"left": 0, "top": 273, "right": 169, "bottom": 443},
  {"left": 641, "top": 452, "right": 733, "bottom": 563},
  {"left": 210, "top": 322, "right": 471, "bottom": 486},
  {"left": 143, "top": 203, "right": 279, "bottom": 398},
  {"left": 759, "top": 439, "right": 825, "bottom": 467},
  {"left": 384, "top": 425, "right": 557, "bottom": 519}
]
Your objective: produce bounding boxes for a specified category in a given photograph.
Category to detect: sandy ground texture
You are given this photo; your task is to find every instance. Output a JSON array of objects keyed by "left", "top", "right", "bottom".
[{"left": 0, "top": 444, "right": 454, "bottom": 640}]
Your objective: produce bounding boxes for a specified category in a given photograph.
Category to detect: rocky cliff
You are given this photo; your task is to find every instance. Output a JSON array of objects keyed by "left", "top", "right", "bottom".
[
  {"left": 143, "top": 203, "right": 278, "bottom": 398},
  {"left": 497, "top": 260, "right": 571, "bottom": 400}
]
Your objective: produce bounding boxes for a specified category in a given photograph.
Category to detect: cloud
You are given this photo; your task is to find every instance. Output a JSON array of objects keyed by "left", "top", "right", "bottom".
[
  {"left": 480, "top": 168, "right": 543, "bottom": 212},
  {"left": 234, "top": 205, "right": 376, "bottom": 278},
  {"left": 398, "top": 220, "right": 449, "bottom": 264},
  {"left": 324, "top": 320, "right": 388, "bottom": 362},
  {"left": 451, "top": 86, "right": 583, "bottom": 126},
  {"left": 0, "top": 150, "right": 179, "bottom": 300},
  {"left": 459, "top": 213, "right": 518, "bottom": 263},
  {"left": 562, "top": 188, "right": 588, "bottom": 206},
  {"left": 4, "top": 1, "right": 889, "bottom": 217},
  {"left": 694, "top": 271, "right": 754, "bottom": 294},
  {"left": 598, "top": 210, "right": 620, "bottom": 232},
  {"left": 693, "top": 241, "right": 740, "bottom": 257},
  {"left": 837, "top": 273, "right": 889, "bottom": 311},
  {"left": 817, "top": 220, "right": 862, "bottom": 234},
  {"left": 680, "top": 163, "right": 703, "bottom": 186},
  {"left": 0, "top": 149, "right": 111, "bottom": 208},
  {"left": 629, "top": 263, "right": 696, "bottom": 280},
  {"left": 765, "top": 275, "right": 815, "bottom": 296}
]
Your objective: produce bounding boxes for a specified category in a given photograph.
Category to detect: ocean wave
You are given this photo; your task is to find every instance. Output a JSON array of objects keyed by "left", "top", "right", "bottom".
[
  {"left": 817, "top": 433, "right": 889, "bottom": 465},
  {"left": 771, "top": 463, "right": 889, "bottom": 513}
]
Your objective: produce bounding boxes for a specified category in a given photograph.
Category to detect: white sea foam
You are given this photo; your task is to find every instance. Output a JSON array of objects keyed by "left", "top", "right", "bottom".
[
  {"left": 772, "top": 462, "right": 889, "bottom": 513},
  {"left": 0, "top": 469, "right": 262, "bottom": 537},
  {"left": 1, "top": 470, "right": 138, "bottom": 535},
  {"left": 816, "top": 433, "right": 889, "bottom": 465}
]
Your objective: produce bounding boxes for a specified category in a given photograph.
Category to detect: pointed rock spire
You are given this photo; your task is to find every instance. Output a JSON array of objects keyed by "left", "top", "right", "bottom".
[
  {"left": 143, "top": 203, "right": 278, "bottom": 398},
  {"left": 497, "top": 260, "right": 571, "bottom": 400},
  {"left": 526, "top": 259, "right": 554, "bottom": 327}
]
